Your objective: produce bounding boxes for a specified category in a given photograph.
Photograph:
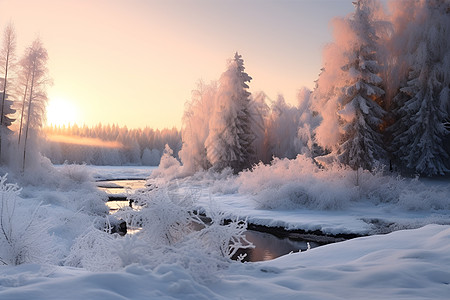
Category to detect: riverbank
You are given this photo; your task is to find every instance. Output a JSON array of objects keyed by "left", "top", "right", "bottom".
[{"left": 1, "top": 164, "right": 449, "bottom": 299}]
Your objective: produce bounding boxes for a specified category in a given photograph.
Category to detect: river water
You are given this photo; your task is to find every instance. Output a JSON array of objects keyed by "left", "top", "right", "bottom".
[{"left": 97, "top": 179, "right": 322, "bottom": 262}]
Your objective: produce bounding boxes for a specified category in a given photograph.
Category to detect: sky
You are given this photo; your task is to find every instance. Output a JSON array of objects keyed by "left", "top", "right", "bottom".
[{"left": 0, "top": 0, "right": 356, "bottom": 130}]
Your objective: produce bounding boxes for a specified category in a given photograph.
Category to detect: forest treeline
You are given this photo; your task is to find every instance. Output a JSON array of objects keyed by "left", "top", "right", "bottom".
[
  {"left": 2, "top": 0, "right": 449, "bottom": 177},
  {"left": 42, "top": 124, "right": 181, "bottom": 166},
  {"left": 177, "top": 0, "right": 450, "bottom": 177}
]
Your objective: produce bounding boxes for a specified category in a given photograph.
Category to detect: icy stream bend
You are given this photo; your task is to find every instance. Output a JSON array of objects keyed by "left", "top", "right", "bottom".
[{"left": 96, "top": 179, "right": 352, "bottom": 262}]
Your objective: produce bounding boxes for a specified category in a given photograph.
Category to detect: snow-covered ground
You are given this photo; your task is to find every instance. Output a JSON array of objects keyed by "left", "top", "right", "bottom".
[
  {"left": 1, "top": 164, "right": 449, "bottom": 299},
  {"left": 78, "top": 165, "right": 157, "bottom": 181},
  {"left": 0, "top": 224, "right": 449, "bottom": 299}
]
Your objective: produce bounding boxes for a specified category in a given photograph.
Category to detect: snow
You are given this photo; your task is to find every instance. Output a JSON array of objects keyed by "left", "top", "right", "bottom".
[
  {"left": 1, "top": 165, "right": 449, "bottom": 299},
  {"left": 1, "top": 224, "right": 449, "bottom": 299},
  {"left": 62, "top": 165, "right": 157, "bottom": 181}
]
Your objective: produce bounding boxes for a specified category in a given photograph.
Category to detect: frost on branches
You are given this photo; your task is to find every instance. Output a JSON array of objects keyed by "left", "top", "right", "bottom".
[
  {"left": 205, "top": 52, "right": 256, "bottom": 173},
  {"left": 0, "top": 175, "right": 57, "bottom": 265},
  {"left": 315, "top": 0, "right": 387, "bottom": 171},
  {"left": 389, "top": 1, "right": 450, "bottom": 176}
]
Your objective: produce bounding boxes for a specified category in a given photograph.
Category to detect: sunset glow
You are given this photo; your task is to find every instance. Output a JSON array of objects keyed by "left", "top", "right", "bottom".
[
  {"left": 46, "top": 98, "right": 79, "bottom": 127},
  {"left": 0, "top": 0, "right": 354, "bottom": 129},
  {"left": 46, "top": 134, "right": 123, "bottom": 149}
]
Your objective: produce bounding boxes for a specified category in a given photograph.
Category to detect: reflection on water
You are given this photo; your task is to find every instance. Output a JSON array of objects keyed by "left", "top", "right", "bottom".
[
  {"left": 97, "top": 180, "right": 147, "bottom": 195},
  {"left": 106, "top": 200, "right": 131, "bottom": 211},
  {"left": 236, "top": 230, "right": 320, "bottom": 262}
]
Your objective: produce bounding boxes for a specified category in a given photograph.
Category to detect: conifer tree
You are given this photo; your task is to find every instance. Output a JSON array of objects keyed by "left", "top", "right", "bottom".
[
  {"left": 389, "top": 1, "right": 450, "bottom": 176},
  {"left": 316, "top": 0, "right": 388, "bottom": 170},
  {"left": 205, "top": 52, "right": 255, "bottom": 173},
  {"left": 0, "top": 23, "right": 16, "bottom": 163}
]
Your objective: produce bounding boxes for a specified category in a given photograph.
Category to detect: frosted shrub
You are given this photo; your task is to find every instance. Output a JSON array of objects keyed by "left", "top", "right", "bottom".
[
  {"left": 110, "top": 187, "right": 253, "bottom": 282},
  {"left": 65, "top": 226, "right": 120, "bottom": 271},
  {"left": 195, "top": 208, "right": 253, "bottom": 260},
  {"left": 149, "top": 144, "right": 186, "bottom": 183},
  {"left": 27, "top": 162, "right": 109, "bottom": 216},
  {"left": 131, "top": 188, "right": 253, "bottom": 256},
  {"left": 58, "top": 162, "right": 94, "bottom": 184},
  {"left": 0, "top": 175, "right": 58, "bottom": 265},
  {"left": 239, "top": 155, "right": 358, "bottom": 209},
  {"left": 238, "top": 155, "right": 450, "bottom": 211},
  {"left": 130, "top": 188, "right": 199, "bottom": 246},
  {"left": 397, "top": 178, "right": 450, "bottom": 211}
]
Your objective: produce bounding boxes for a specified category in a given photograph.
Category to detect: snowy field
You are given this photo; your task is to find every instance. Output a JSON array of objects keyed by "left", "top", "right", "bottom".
[
  {"left": 82, "top": 165, "right": 157, "bottom": 181},
  {"left": 1, "top": 164, "right": 449, "bottom": 299}
]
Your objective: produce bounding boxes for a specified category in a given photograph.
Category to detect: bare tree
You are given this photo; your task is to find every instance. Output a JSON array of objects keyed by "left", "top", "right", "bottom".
[
  {"left": 16, "top": 38, "right": 50, "bottom": 171},
  {"left": 0, "top": 23, "right": 16, "bottom": 163}
]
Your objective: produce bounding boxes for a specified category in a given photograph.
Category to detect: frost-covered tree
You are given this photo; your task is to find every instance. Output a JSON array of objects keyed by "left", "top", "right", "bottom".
[
  {"left": 248, "top": 91, "right": 270, "bottom": 163},
  {"left": 0, "top": 92, "right": 15, "bottom": 153},
  {"left": 315, "top": 0, "right": 388, "bottom": 170},
  {"left": 389, "top": 0, "right": 450, "bottom": 176},
  {"left": 205, "top": 53, "right": 256, "bottom": 173},
  {"left": 265, "top": 95, "right": 302, "bottom": 160},
  {"left": 297, "top": 87, "right": 321, "bottom": 157},
  {"left": 179, "top": 80, "right": 217, "bottom": 173},
  {"left": 0, "top": 23, "right": 16, "bottom": 163},
  {"left": 16, "top": 39, "right": 50, "bottom": 171}
]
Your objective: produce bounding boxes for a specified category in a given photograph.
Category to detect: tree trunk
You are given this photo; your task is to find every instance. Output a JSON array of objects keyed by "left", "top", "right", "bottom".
[
  {"left": 17, "top": 75, "right": 30, "bottom": 147},
  {"left": 22, "top": 63, "right": 36, "bottom": 172}
]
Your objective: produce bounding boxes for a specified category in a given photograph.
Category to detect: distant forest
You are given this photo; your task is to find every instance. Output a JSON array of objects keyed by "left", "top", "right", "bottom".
[
  {"left": 42, "top": 124, "right": 181, "bottom": 166},
  {"left": 42, "top": 1, "right": 450, "bottom": 176},
  {"left": 2, "top": 0, "right": 449, "bottom": 177}
]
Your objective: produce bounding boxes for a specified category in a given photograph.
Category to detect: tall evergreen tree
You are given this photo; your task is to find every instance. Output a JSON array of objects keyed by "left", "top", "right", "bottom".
[
  {"left": 205, "top": 52, "right": 255, "bottom": 173},
  {"left": 316, "top": 0, "right": 388, "bottom": 170},
  {"left": 389, "top": 1, "right": 450, "bottom": 176}
]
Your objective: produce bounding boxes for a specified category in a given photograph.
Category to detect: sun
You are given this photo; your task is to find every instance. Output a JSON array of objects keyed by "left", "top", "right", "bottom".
[{"left": 46, "top": 98, "right": 79, "bottom": 127}]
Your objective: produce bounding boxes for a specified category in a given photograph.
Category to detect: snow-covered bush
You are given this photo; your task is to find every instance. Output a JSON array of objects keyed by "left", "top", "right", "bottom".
[
  {"left": 238, "top": 155, "right": 353, "bottom": 209},
  {"left": 128, "top": 187, "right": 253, "bottom": 255},
  {"left": 14, "top": 161, "right": 109, "bottom": 217},
  {"left": 65, "top": 226, "right": 120, "bottom": 271},
  {"left": 195, "top": 207, "right": 252, "bottom": 260},
  {"left": 148, "top": 145, "right": 186, "bottom": 182},
  {"left": 0, "top": 175, "right": 59, "bottom": 265},
  {"left": 58, "top": 162, "right": 94, "bottom": 184},
  {"left": 1, "top": 162, "right": 109, "bottom": 263},
  {"left": 70, "top": 186, "right": 253, "bottom": 282},
  {"left": 238, "top": 155, "right": 450, "bottom": 211}
]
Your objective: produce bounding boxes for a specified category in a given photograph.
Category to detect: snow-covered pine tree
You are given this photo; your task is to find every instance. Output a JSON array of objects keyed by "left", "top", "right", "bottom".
[
  {"left": 0, "top": 92, "right": 16, "bottom": 163},
  {"left": 389, "top": 1, "right": 450, "bottom": 176},
  {"left": 0, "top": 23, "right": 16, "bottom": 164},
  {"left": 205, "top": 52, "right": 255, "bottom": 173},
  {"left": 0, "top": 93, "right": 15, "bottom": 134},
  {"left": 248, "top": 91, "right": 270, "bottom": 164},
  {"left": 323, "top": 0, "right": 387, "bottom": 170},
  {"left": 264, "top": 95, "right": 302, "bottom": 160}
]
